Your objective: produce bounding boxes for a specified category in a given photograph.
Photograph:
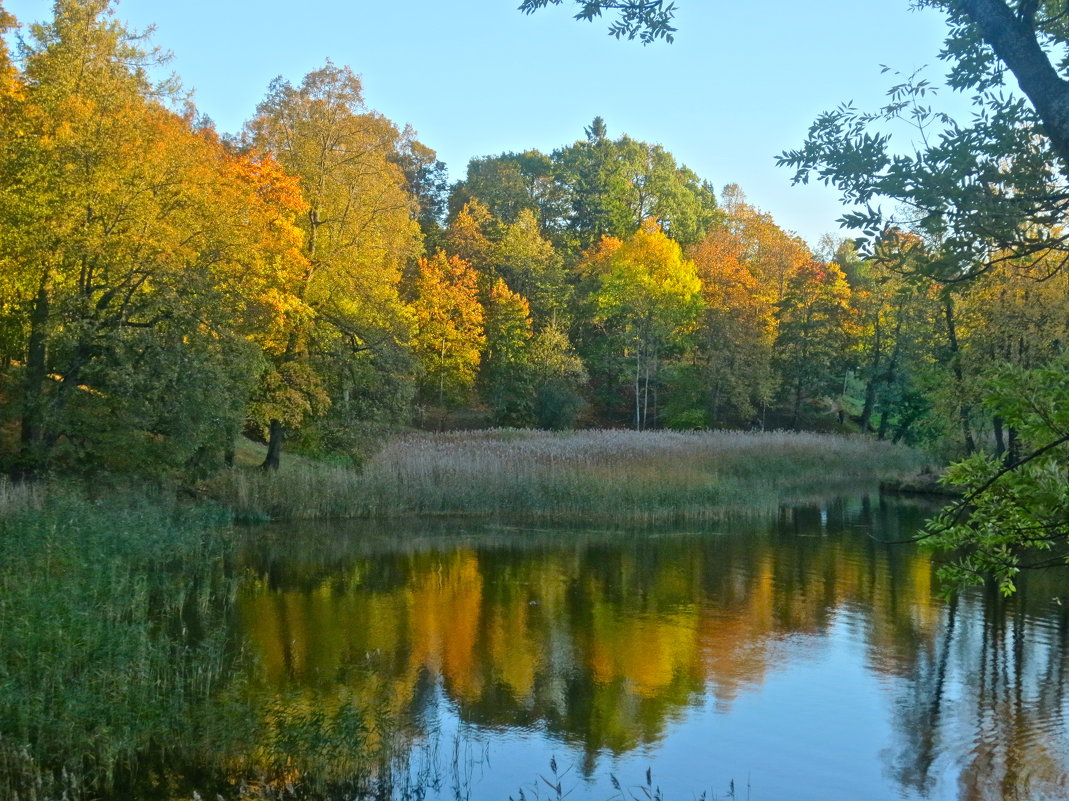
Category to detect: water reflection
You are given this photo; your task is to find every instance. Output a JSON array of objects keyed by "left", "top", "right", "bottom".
[
  {"left": 229, "top": 498, "right": 1069, "bottom": 800},
  {"left": 887, "top": 587, "right": 1069, "bottom": 801}
]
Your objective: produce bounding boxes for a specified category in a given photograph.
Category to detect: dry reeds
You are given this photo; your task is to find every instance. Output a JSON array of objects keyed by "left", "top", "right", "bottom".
[{"left": 211, "top": 429, "right": 925, "bottom": 523}]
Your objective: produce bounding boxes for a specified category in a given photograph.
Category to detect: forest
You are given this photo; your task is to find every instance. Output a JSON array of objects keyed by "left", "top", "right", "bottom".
[{"left": 3, "top": 0, "right": 1064, "bottom": 483}]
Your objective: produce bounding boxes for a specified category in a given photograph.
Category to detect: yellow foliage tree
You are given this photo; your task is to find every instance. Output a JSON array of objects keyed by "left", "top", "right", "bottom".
[
  {"left": 246, "top": 61, "right": 421, "bottom": 467},
  {"left": 410, "top": 252, "right": 486, "bottom": 406},
  {"left": 2, "top": 0, "right": 306, "bottom": 475},
  {"left": 584, "top": 220, "right": 702, "bottom": 429}
]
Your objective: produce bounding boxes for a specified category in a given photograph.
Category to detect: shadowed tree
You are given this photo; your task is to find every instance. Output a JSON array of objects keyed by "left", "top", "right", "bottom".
[
  {"left": 775, "top": 261, "right": 859, "bottom": 429},
  {"left": 2, "top": 0, "right": 305, "bottom": 477}
]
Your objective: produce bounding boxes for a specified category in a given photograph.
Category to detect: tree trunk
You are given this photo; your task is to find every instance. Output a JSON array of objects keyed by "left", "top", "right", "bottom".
[
  {"left": 634, "top": 347, "right": 642, "bottom": 431},
  {"left": 17, "top": 274, "right": 51, "bottom": 477},
  {"left": 860, "top": 374, "right": 879, "bottom": 432},
  {"left": 892, "top": 408, "right": 921, "bottom": 445},
  {"left": 993, "top": 415, "right": 1006, "bottom": 459},
  {"left": 262, "top": 419, "right": 283, "bottom": 471},
  {"left": 223, "top": 418, "right": 237, "bottom": 468},
  {"left": 791, "top": 376, "right": 803, "bottom": 430},
  {"left": 877, "top": 409, "right": 891, "bottom": 441},
  {"left": 438, "top": 338, "right": 447, "bottom": 407},
  {"left": 873, "top": 338, "right": 903, "bottom": 435},
  {"left": 1007, "top": 426, "right": 1020, "bottom": 465},
  {"left": 708, "top": 381, "right": 721, "bottom": 427},
  {"left": 961, "top": 0, "right": 1069, "bottom": 174},
  {"left": 641, "top": 346, "right": 655, "bottom": 430},
  {"left": 943, "top": 295, "right": 976, "bottom": 454}
]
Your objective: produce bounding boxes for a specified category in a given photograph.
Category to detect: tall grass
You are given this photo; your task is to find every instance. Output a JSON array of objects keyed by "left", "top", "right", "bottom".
[
  {"left": 0, "top": 477, "right": 43, "bottom": 515},
  {"left": 0, "top": 485, "right": 237, "bottom": 800},
  {"left": 211, "top": 429, "right": 926, "bottom": 523},
  {"left": 0, "top": 482, "right": 471, "bottom": 800}
]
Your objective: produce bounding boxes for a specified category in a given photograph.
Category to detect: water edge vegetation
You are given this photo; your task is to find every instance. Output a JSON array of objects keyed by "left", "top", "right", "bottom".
[
  {"left": 0, "top": 429, "right": 923, "bottom": 800},
  {"left": 209, "top": 429, "right": 926, "bottom": 523}
]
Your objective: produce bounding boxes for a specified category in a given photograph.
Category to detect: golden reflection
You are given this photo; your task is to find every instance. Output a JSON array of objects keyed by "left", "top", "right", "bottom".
[{"left": 229, "top": 501, "right": 1069, "bottom": 798}]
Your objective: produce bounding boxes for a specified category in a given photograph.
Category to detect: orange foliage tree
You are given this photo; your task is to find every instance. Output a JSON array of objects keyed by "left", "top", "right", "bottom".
[{"left": 245, "top": 62, "right": 421, "bottom": 467}]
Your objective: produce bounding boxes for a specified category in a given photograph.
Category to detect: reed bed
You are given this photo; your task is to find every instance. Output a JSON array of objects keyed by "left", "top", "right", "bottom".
[
  {"left": 212, "top": 429, "right": 926, "bottom": 523},
  {"left": 0, "top": 487, "right": 238, "bottom": 800}
]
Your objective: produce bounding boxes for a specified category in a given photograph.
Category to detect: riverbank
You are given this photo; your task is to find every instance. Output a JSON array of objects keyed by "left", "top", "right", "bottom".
[
  {"left": 208, "top": 428, "right": 927, "bottom": 523},
  {"left": 0, "top": 429, "right": 928, "bottom": 798}
]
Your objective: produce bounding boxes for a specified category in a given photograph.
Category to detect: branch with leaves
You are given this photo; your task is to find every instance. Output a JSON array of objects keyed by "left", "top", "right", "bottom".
[
  {"left": 518, "top": 0, "right": 677, "bottom": 44},
  {"left": 922, "top": 357, "right": 1069, "bottom": 595}
]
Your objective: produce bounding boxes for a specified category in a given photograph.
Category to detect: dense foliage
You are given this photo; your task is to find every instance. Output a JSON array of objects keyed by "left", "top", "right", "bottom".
[
  {"left": 520, "top": 0, "right": 1069, "bottom": 592},
  {"left": 2, "top": 1, "right": 1067, "bottom": 567}
]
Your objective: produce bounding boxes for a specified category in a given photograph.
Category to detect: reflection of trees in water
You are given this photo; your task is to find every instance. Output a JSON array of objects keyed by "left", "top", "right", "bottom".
[
  {"left": 227, "top": 499, "right": 1068, "bottom": 797},
  {"left": 886, "top": 580, "right": 1069, "bottom": 800}
]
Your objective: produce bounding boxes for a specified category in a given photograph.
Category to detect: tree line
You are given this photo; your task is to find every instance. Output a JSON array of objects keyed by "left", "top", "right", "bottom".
[
  {"left": 2, "top": 0, "right": 1065, "bottom": 486},
  {"left": 520, "top": 0, "right": 1069, "bottom": 592}
]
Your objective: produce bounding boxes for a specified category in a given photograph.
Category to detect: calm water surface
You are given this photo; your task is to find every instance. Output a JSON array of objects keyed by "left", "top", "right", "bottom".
[{"left": 230, "top": 497, "right": 1069, "bottom": 801}]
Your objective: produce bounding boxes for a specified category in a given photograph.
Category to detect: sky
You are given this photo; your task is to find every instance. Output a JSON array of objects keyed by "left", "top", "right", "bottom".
[{"left": 4, "top": 0, "right": 971, "bottom": 247}]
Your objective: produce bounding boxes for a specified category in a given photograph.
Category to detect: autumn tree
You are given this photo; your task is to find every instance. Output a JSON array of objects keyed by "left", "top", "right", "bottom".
[
  {"left": 494, "top": 209, "right": 570, "bottom": 327},
  {"left": 713, "top": 185, "right": 811, "bottom": 304},
  {"left": 689, "top": 225, "right": 776, "bottom": 427},
  {"left": 480, "top": 278, "right": 535, "bottom": 425},
  {"left": 410, "top": 252, "right": 486, "bottom": 407},
  {"left": 245, "top": 62, "right": 421, "bottom": 468},
  {"left": 1, "top": 0, "right": 303, "bottom": 477},
  {"left": 957, "top": 257, "right": 1069, "bottom": 459},
  {"left": 0, "top": 3, "right": 24, "bottom": 372},
  {"left": 685, "top": 189, "right": 810, "bottom": 427},
  {"left": 445, "top": 199, "right": 498, "bottom": 279},
  {"left": 584, "top": 221, "right": 702, "bottom": 429}
]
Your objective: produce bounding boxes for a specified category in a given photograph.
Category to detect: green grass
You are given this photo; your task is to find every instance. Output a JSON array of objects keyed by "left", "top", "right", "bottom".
[
  {"left": 0, "top": 480, "right": 435, "bottom": 799},
  {"left": 0, "top": 481, "right": 238, "bottom": 800},
  {"left": 209, "top": 429, "right": 927, "bottom": 523}
]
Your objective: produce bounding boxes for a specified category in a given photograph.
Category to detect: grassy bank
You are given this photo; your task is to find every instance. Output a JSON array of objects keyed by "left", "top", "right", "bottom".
[
  {"left": 0, "top": 482, "right": 238, "bottom": 800},
  {"left": 210, "top": 429, "right": 927, "bottom": 523},
  {"left": 0, "top": 481, "right": 453, "bottom": 800}
]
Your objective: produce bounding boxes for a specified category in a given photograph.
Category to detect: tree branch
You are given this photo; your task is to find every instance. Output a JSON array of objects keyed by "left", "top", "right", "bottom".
[{"left": 960, "top": 0, "right": 1069, "bottom": 172}]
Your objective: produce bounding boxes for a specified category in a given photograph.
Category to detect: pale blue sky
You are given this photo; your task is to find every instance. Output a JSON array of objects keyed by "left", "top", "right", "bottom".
[{"left": 5, "top": 0, "right": 968, "bottom": 246}]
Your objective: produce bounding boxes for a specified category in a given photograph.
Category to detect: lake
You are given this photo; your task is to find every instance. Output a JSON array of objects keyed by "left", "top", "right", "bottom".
[{"left": 224, "top": 496, "right": 1069, "bottom": 801}]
